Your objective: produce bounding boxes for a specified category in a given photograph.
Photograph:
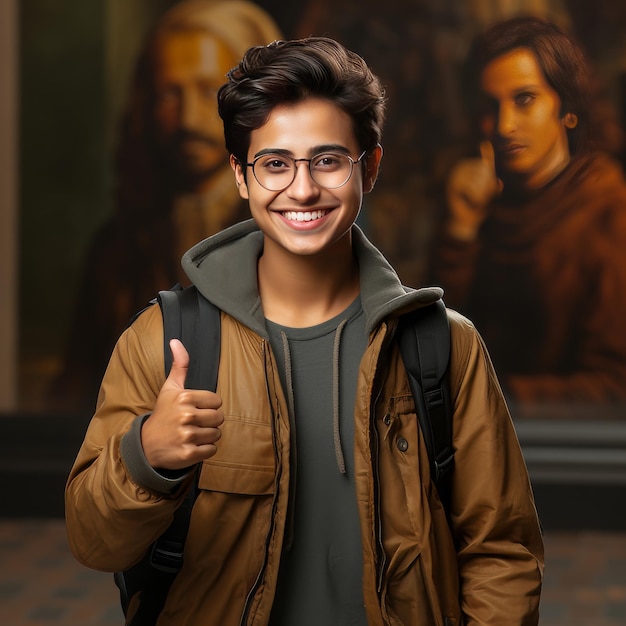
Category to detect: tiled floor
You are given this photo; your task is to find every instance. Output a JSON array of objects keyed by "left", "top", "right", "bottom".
[
  {"left": 0, "top": 520, "right": 120, "bottom": 626},
  {"left": 1, "top": 519, "right": 625, "bottom": 625},
  {"left": 540, "top": 531, "right": 626, "bottom": 625}
]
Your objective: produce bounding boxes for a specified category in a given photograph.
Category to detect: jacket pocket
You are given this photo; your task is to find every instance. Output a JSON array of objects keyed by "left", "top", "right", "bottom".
[
  {"left": 198, "top": 460, "right": 274, "bottom": 495},
  {"left": 197, "top": 415, "right": 275, "bottom": 495}
]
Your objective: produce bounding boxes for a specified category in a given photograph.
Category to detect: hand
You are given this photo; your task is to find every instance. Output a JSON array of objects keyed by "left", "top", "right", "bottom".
[
  {"left": 445, "top": 141, "right": 502, "bottom": 241},
  {"left": 141, "top": 339, "right": 224, "bottom": 471}
]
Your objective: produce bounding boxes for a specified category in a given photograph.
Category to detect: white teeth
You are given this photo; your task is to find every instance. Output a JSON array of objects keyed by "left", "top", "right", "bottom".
[{"left": 283, "top": 210, "right": 327, "bottom": 222}]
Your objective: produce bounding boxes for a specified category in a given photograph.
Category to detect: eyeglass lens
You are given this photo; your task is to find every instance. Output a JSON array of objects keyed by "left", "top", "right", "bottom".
[{"left": 252, "top": 153, "right": 356, "bottom": 191}]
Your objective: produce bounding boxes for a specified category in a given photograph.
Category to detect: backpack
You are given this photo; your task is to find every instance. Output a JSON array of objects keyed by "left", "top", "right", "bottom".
[{"left": 114, "top": 284, "right": 454, "bottom": 625}]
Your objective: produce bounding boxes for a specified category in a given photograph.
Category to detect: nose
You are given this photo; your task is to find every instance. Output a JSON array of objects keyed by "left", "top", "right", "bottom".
[
  {"left": 180, "top": 89, "right": 200, "bottom": 129},
  {"left": 496, "top": 102, "right": 517, "bottom": 137},
  {"left": 285, "top": 160, "right": 320, "bottom": 200}
]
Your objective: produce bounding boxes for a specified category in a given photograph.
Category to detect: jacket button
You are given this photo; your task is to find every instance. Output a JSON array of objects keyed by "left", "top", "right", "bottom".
[{"left": 397, "top": 437, "right": 409, "bottom": 452}]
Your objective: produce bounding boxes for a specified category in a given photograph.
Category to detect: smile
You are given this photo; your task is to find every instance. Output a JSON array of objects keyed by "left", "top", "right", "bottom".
[{"left": 281, "top": 210, "right": 329, "bottom": 222}]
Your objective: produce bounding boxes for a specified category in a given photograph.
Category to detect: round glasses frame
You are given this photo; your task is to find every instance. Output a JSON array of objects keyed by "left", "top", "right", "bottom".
[{"left": 244, "top": 150, "right": 367, "bottom": 192}]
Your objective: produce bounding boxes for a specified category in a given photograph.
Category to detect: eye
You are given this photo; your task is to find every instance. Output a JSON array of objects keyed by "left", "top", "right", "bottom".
[
  {"left": 312, "top": 153, "right": 344, "bottom": 171},
  {"left": 515, "top": 92, "right": 535, "bottom": 107},
  {"left": 258, "top": 155, "right": 292, "bottom": 172}
]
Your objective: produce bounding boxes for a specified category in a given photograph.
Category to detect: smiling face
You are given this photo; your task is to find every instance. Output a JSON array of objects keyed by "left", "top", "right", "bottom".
[
  {"left": 478, "top": 47, "right": 576, "bottom": 190},
  {"left": 232, "top": 97, "right": 381, "bottom": 259}
]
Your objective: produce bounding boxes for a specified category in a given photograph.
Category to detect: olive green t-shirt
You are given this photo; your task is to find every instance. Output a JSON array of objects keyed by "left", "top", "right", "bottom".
[{"left": 267, "top": 297, "right": 368, "bottom": 626}]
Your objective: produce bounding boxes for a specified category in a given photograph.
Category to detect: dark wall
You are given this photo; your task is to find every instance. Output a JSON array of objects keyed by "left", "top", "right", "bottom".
[{"left": 19, "top": 0, "right": 108, "bottom": 404}]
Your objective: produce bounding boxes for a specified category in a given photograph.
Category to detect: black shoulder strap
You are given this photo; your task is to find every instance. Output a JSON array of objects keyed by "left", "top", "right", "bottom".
[
  {"left": 115, "top": 285, "right": 220, "bottom": 624},
  {"left": 158, "top": 284, "right": 221, "bottom": 391},
  {"left": 398, "top": 299, "right": 455, "bottom": 515},
  {"left": 150, "top": 285, "right": 220, "bottom": 572}
]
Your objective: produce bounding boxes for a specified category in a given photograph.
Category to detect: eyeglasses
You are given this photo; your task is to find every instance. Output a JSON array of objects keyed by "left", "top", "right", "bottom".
[{"left": 245, "top": 150, "right": 367, "bottom": 192}]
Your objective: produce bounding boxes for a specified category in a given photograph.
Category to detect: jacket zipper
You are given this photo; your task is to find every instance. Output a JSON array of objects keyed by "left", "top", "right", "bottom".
[
  {"left": 239, "top": 340, "right": 282, "bottom": 626},
  {"left": 372, "top": 382, "right": 387, "bottom": 594},
  {"left": 368, "top": 329, "right": 389, "bottom": 595},
  {"left": 371, "top": 325, "right": 394, "bottom": 605}
]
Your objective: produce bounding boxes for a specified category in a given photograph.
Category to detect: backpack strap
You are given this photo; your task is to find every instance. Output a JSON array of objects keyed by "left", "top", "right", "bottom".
[
  {"left": 114, "top": 285, "right": 220, "bottom": 624},
  {"left": 397, "top": 299, "right": 455, "bottom": 515},
  {"left": 158, "top": 285, "right": 221, "bottom": 391},
  {"left": 149, "top": 285, "right": 220, "bottom": 574}
]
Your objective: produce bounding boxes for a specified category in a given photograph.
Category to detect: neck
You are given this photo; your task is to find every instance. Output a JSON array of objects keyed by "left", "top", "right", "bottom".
[
  {"left": 258, "top": 237, "right": 360, "bottom": 328},
  {"left": 520, "top": 152, "right": 571, "bottom": 192}
]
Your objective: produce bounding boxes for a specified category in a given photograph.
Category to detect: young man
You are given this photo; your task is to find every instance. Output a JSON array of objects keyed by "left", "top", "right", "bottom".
[{"left": 65, "top": 37, "right": 543, "bottom": 625}]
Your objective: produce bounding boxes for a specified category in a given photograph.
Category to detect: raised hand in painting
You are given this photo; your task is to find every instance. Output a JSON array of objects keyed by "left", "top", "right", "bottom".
[{"left": 445, "top": 141, "right": 503, "bottom": 241}]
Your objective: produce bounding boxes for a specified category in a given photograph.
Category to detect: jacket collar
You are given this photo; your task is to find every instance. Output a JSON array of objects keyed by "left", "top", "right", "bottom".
[{"left": 182, "top": 219, "right": 442, "bottom": 336}]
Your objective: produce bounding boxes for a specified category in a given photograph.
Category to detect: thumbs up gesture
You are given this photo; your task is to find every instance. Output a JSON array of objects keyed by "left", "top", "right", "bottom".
[
  {"left": 445, "top": 141, "right": 503, "bottom": 241},
  {"left": 141, "top": 339, "right": 224, "bottom": 471}
]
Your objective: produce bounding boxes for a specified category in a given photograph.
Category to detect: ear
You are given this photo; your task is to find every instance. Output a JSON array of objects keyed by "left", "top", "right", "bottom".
[
  {"left": 563, "top": 112, "right": 578, "bottom": 129},
  {"left": 230, "top": 154, "right": 249, "bottom": 200},
  {"left": 362, "top": 144, "right": 383, "bottom": 194}
]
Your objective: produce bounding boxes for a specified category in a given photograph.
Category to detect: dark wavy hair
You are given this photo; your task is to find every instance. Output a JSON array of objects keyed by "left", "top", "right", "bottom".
[
  {"left": 463, "top": 16, "right": 594, "bottom": 155},
  {"left": 218, "top": 36, "right": 386, "bottom": 166}
]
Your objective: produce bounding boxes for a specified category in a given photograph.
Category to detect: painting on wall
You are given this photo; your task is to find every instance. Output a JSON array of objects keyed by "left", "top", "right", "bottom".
[{"left": 18, "top": 0, "right": 626, "bottom": 420}]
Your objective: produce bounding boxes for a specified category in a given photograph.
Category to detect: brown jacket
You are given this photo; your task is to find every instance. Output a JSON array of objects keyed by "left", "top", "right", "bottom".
[{"left": 65, "top": 223, "right": 543, "bottom": 625}]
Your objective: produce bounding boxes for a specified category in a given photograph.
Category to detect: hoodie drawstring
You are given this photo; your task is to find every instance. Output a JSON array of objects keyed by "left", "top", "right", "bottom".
[
  {"left": 332, "top": 319, "right": 348, "bottom": 474},
  {"left": 280, "top": 330, "right": 297, "bottom": 550}
]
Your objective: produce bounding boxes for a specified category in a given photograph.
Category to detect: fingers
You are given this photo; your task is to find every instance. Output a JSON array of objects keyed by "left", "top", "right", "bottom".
[
  {"left": 184, "top": 423, "right": 223, "bottom": 447},
  {"left": 142, "top": 399, "right": 224, "bottom": 469},
  {"left": 167, "top": 409, "right": 223, "bottom": 466},
  {"left": 446, "top": 152, "right": 499, "bottom": 240},
  {"left": 182, "top": 389, "right": 222, "bottom": 411},
  {"left": 179, "top": 400, "right": 224, "bottom": 429},
  {"left": 448, "top": 159, "right": 493, "bottom": 209}
]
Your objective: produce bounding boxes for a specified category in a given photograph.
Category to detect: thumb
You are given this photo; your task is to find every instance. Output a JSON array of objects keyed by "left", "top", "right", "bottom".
[
  {"left": 167, "top": 338, "right": 189, "bottom": 389},
  {"left": 479, "top": 140, "right": 496, "bottom": 176},
  {"left": 480, "top": 140, "right": 504, "bottom": 195}
]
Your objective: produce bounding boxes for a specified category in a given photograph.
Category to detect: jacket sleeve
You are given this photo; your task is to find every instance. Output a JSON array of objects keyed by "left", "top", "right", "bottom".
[
  {"left": 64, "top": 304, "right": 194, "bottom": 572},
  {"left": 447, "top": 311, "right": 544, "bottom": 625}
]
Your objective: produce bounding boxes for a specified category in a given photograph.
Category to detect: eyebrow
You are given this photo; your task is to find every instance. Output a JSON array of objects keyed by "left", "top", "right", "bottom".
[
  {"left": 481, "top": 83, "right": 542, "bottom": 98},
  {"left": 252, "top": 144, "right": 352, "bottom": 159},
  {"left": 513, "top": 84, "right": 541, "bottom": 93}
]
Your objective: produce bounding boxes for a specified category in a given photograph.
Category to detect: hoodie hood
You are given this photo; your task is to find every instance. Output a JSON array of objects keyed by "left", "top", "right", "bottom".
[{"left": 182, "top": 219, "right": 443, "bottom": 337}]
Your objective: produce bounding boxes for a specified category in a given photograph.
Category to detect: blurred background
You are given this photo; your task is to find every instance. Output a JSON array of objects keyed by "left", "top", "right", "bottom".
[{"left": 1, "top": 1, "right": 626, "bottom": 624}]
